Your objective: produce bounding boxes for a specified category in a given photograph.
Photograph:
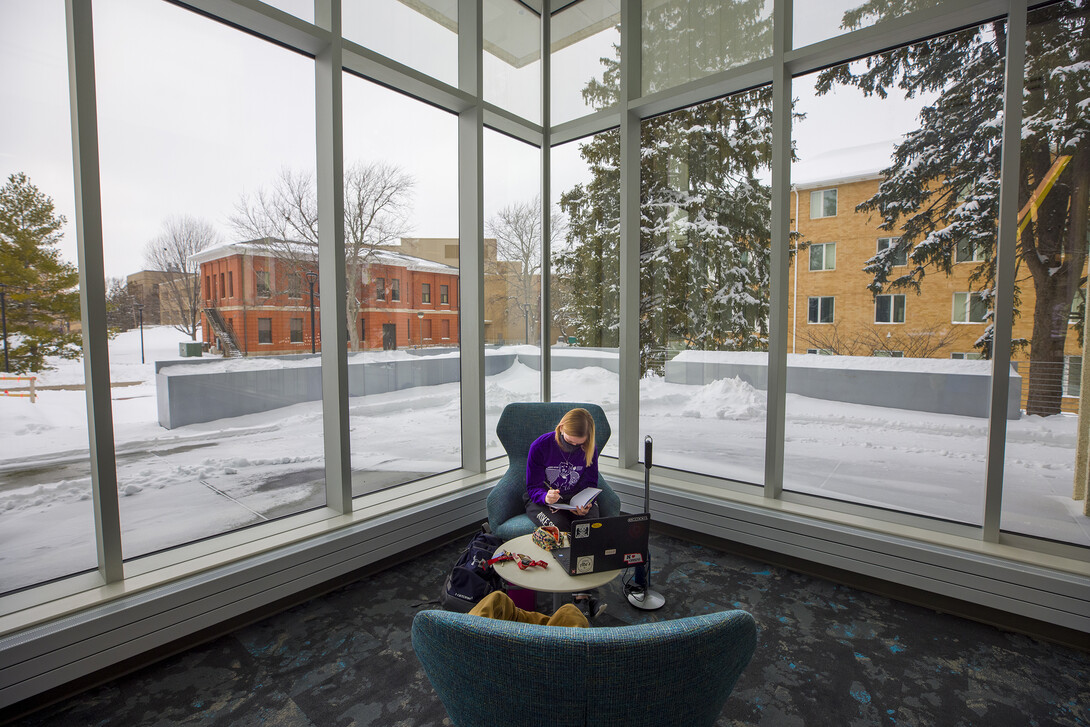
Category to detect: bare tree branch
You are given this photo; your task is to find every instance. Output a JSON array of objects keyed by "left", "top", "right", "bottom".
[{"left": 143, "top": 215, "right": 219, "bottom": 339}]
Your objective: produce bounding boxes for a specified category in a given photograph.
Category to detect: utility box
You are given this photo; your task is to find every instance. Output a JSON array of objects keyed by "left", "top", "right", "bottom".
[{"left": 178, "top": 341, "right": 203, "bottom": 358}]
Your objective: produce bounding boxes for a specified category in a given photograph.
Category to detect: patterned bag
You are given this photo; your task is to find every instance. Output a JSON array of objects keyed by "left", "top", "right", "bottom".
[{"left": 531, "top": 525, "right": 563, "bottom": 551}]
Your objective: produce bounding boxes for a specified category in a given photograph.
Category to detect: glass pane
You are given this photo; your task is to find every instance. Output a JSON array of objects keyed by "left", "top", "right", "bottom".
[
  {"left": 343, "top": 0, "right": 458, "bottom": 89},
  {"left": 550, "top": 132, "right": 621, "bottom": 459},
  {"left": 484, "top": 129, "right": 541, "bottom": 459},
  {"left": 94, "top": 0, "right": 321, "bottom": 560},
  {"left": 343, "top": 74, "right": 461, "bottom": 493},
  {"left": 0, "top": 0, "right": 96, "bottom": 594},
  {"left": 550, "top": 0, "right": 620, "bottom": 125},
  {"left": 483, "top": 0, "right": 540, "bottom": 123},
  {"left": 638, "top": 86, "right": 773, "bottom": 484},
  {"left": 1001, "top": 2, "right": 1089, "bottom": 547},
  {"left": 793, "top": 0, "right": 942, "bottom": 50},
  {"left": 262, "top": 0, "right": 313, "bottom": 24},
  {"left": 786, "top": 21, "right": 1002, "bottom": 524},
  {"left": 642, "top": 0, "right": 773, "bottom": 96}
]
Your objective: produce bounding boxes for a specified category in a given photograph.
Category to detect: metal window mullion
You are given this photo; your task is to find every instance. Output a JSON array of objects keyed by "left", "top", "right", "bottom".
[
  {"left": 982, "top": 0, "right": 1027, "bottom": 541},
  {"left": 314, "top": 0, "right": 351, "bottom": 512},
  {"left": 617, "top": 0, "right": 641, "bottom": 469},
  {"left": 541, "top": 0, "right": 552, "bottom": 402},
  {"left": 66, "top": 0, "right": 123, "bottom": 583},
  {"left": 765, "top": 0, "right": 792, "bottom": 500},
  {"left": 459, "top": 0, "right": 485, "bottom": 472}
]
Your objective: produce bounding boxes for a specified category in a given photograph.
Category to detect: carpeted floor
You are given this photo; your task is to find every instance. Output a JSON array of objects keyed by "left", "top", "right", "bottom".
[{"left": 10, "top": 531, "right": 1090, "bottom": 726}]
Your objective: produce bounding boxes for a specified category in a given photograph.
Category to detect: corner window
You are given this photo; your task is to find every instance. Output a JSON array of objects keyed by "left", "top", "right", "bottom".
[
  {"left": 809, "top": 241, "right": 836, "bottom": 271},
  {"left": 953, "top": 292, "right": 988, "bottom": 323},
  {"left": 877, "top": 237, "right": 907, "bottom": 266},
  {"left": 258, "top": 317, "right": 272, "bottom": 344},
  {"left": 808, "top": 296, "right": 834, "bottom": 324},
  {"left": 810, "top": 188, "right": 837, "bottom": 218},
  {"left": 422, "top": 283, "right": 431, "bottom": 303},
  {"left": 290, "top": 317, "right": 303, "bottom": 343},
  {"left": 875, "top": 294, "right": 906, "bottom": 323}
]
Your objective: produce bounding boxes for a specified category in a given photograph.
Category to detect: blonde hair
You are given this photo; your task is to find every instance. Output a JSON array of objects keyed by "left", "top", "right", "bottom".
[{"left": 554, "top": 407, "right": 596, "bottom": 467}]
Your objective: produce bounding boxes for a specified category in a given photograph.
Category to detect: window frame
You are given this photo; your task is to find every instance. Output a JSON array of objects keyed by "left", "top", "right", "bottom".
[
  {"left": 952, "top": 291, "right": 988, "bottom": 324},
  {"left": 809, "top": 188, "right": 837, "bottom": 219},
  {"left": 809, "top": 241, "right": 836, "bottom": 272},
  {"left": 877, "top": 237, "right": 907, "bottom": 266},
  {"left": 875, "top": 293, "right": 906, "bottom": 324},
  {"left": 257, "top": 317, "right": 273, "bottom": 344},
  {"left": 807, "top": 295, "right": 835, "bottom": 324}
]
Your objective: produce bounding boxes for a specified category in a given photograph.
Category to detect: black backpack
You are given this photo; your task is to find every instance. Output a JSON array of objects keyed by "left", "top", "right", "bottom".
[{"left": 438, "top": 527, "right": 506, "bottom": 612}]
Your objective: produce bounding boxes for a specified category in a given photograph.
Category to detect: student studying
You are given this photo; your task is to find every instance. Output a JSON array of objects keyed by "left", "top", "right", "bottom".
[{"left": 523, "top": 407, "right": 602, "bottom": 532}]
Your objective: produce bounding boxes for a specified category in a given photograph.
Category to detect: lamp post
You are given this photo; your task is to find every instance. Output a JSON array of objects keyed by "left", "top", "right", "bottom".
[
  {"left": 417, "top": 310, "right": 424, "bottom": 348},
  {"left": 305, "top": 271, "right": 318, "bottom": 354},
  {"left": 134, "top": 302, "right": 145, "bottom": 364}
]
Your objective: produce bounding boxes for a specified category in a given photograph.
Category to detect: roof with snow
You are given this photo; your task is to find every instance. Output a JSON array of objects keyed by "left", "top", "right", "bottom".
[
  {"left": 791, "top": 140, "right": 897, "bottom": 189},
  {"left": 189, "top": 238, "right": 459, "bottom": 275}
]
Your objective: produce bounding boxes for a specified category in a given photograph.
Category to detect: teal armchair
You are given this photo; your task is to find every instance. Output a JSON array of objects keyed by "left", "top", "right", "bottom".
[
  {"left": 411, "top": 607, "right": 757, "bottom": 727},
  {"left": 487, "top": 402, "right": 621, "bottom": 540}
]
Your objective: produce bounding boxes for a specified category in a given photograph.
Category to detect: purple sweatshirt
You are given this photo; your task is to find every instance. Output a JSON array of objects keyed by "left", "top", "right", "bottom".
[{"left": 525, "top": 431, "right": 600, "bottom": 506}]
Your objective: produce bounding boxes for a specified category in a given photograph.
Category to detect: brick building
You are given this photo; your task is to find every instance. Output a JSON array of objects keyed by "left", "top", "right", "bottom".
[
  {"left": 191, "top": 239, "right": 459, "bottom": 356},
  {"left": 790, "top": 173, "right": 1086, "bottom": 410}
]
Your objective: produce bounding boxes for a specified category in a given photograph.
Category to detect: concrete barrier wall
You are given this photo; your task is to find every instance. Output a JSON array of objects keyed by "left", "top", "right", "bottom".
[
  {"left": 664, "top": 353, "right": 1022, "bottom": 420},
  {"left": 157, "top": 347, "right": 1020, "bottom": 429}
]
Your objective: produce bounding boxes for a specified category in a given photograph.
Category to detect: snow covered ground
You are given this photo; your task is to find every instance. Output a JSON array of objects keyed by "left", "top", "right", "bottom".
[{"left": 0, "top": 327, "right": 1085, "bottom": 593}]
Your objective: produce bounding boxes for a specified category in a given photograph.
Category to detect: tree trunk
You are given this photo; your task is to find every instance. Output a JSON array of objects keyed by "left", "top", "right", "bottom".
[{"left": 1024, "top": 280, "right": 1069, "bottom": 416}]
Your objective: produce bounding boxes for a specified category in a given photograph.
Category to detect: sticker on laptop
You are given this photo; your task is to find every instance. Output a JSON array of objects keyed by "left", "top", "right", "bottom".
[
  {"left": 576, "top": 555, "right": 595, "bottom": 574},
  {"left": 573, "top": 523, "right": 591, "bottom": 539},
  {"left": 624, "top": 552, "right": 645, "bottom": 564}
]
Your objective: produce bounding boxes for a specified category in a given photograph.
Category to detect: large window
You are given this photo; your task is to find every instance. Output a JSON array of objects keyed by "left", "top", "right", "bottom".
[
  {"left": 94, "top": 0, "right": 323, "bottom": 560},
  {"left": 809, "top": 242, "right": 836, "bottom": 271},
  {"left": 342, "top": 73, "right": 460, "bottom": 493},
  {"left": 0, "top": 0, "right": 96, "bottom": 595},
  {"left": 550, "top": 0, "right": 620, "bottom": 125},
  {"left": 638, "top": 87, "right": 772, "bottom": 484},
  {"left": 483, "top": 0, "right": 540, "bottom": 123},
  {"left": 484, "top": 129, "right": 541, "bottom": 459},
  {"left": 953, "top": 292, "right": 988, "bottom": 324},
  {"left": 551, "top": 131, "right": 621, "bottom": 457},
  {"left": 1001, "top": 2, "right": 1088, "bottom": 546},
  {"left": 343, "top": 0, "right": 457, "bottom": 88},
  {"left": 786, "top": 22, "right": 1000, "bottom": 525}
]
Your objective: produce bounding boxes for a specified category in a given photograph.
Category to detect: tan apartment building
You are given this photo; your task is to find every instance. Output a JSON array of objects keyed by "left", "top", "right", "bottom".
[
  {"left": 126, "top": 269, "right": 200, "bottom": 327},
  {"left": 789, "top": 174, "right": 1086, "bottom": 411}
]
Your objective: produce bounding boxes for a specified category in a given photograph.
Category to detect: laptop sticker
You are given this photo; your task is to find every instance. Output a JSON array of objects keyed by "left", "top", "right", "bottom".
[
  {"left": 624, "top": 552, "right": 645, "bottom": 564},
  {"left": 574, "top": 523, "right": 591, "bottom": 539},
  {"left": 576, "top": 555, "right": 594, "bottom": 574}
]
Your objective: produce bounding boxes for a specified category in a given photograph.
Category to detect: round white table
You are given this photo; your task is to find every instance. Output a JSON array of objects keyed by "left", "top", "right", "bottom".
[{"left": 492, "top": 533, "right": 621, "bottom": 612}]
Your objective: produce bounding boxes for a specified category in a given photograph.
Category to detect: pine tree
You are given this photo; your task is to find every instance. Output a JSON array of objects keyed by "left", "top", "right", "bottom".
[
  {"left": 0, "top": 173, "right": 81, "bottom": 373},
  {"left": 555, "top": 0, "right": 776, "bottom": 374},
  {"left": 816, "top": 0, "right": 1089, "bottom": 415}
]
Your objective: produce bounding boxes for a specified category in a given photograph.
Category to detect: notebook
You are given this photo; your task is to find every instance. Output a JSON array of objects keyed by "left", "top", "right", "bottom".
[{"left": 550, "top": 513, "right": 650, "bottom": 575}]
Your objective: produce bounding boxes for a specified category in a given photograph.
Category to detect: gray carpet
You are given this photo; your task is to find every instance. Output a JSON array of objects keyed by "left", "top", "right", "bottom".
[{"left": 10, "top": 531, "right": 1090, "bottom": 726}]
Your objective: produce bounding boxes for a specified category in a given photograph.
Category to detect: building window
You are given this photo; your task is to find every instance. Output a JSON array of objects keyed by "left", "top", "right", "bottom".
[
  {"left": 951, "top": 352, "right": 983, "bottom": 360},
  {"left": 875, "top": 294, "right": 906, "bottom": 323},
  {"left": 227, "top": 271, "right": 233, "bottom": 298},
  {"left": 256, "top": 270, "right": 271, "bottom": 298},
  {"left": 258, "top": 317, "right": 272, "bottom": 344},
  {"left": 806, "top": 348, "right": 834, "bottom": 355},
  {"left": 1064, "top": 356, "right": 1082, "bottom": 397},
  {"left": 873, "top": 350, "right": 904, "bottom": 357},
  {"left": 391, "top": 278, "right": 401, "bottom": 302},
  {"left": 219, "top": 273, "right": 225, "bottom": 297},
  {"left": 810, "top": 188, "right": 837, "bottom": 218},
  {"left": 877, "top": 237, "right": 907, "bottom": 266},
  {"left": 360, "top": 317, "right": 366, "bottom": 341},
  {"left": 290, "top": 317, "right": 303, "bottom": 343},
  {"left": 376, "top": 277, "right": 386, "bottom": 301},
  {"left": 440, "top": 284, "right": 449, "bottom": 304},
  {"left": 287, "top": 272, "right": 302, "bottom": 299},
  {"left": 204, "top": 275, "right": 211, "bottom": 299},
  {"left": 422, "top": 283, "right": 431, "bottom": 303},
  {"left": 955, "top": 238, "right": 985, "bottom": 263},
  {"left": 953, "top": 292, "right": 988, "bottom": 323},
  {"left": 445, "top": 244, "right": 458, "bottom": 259},
  {"left": 423, "top": 319, "right": 433, "bottom": 340},
  {"left": 808, "top": 296, "right": 834, "bottom": 324},
  {"left": 1070, "top": 288, "right": 1086, "bottom": 324},
  {"left": 441, "top": 319, "right": 450, "bottom": 339},
  {"left": 809, "top": 242, "right": 836, "bottom": 271}
]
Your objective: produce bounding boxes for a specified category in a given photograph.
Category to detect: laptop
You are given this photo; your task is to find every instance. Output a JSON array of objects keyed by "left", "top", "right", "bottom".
[{"left": 550, "top": 513, "right": 650, "bottom": 575}]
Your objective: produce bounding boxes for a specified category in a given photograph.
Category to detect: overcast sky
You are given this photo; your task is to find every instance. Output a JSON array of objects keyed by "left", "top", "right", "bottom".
[{"left": 1, "top": 0, "right": 931, "bottom": 279}]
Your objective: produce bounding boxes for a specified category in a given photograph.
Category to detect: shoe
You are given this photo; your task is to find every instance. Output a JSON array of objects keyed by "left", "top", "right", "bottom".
[{"left": 574, "top": 593, "right": 606, "bottom": 619}]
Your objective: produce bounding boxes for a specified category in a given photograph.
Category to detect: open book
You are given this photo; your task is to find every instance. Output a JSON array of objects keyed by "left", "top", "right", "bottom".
[{"left": 548, "top": 487, "right": 602, "bottom": 511}]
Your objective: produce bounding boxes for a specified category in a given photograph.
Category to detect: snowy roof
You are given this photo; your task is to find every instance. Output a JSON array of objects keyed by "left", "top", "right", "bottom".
[
  {"left": 189, "top": 238, "right": 459, "bottom": 276},
  {"left": 791, "top": 140, "right": 897, "bottom": 189}
]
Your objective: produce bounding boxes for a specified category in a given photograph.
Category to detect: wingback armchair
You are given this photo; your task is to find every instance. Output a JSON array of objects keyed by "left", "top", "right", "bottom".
[
  {"left": 412, "top": 607, "right": 757, "bottom": 727},
  {"left": 487, "top": 402, "right": 621, "bottom": 540}
]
